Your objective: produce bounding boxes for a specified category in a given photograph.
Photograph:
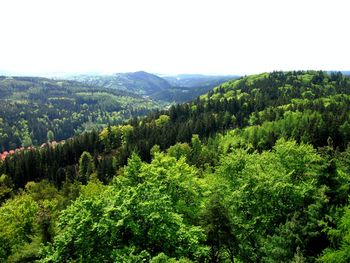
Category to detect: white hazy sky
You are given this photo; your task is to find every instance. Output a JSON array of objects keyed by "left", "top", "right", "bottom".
[{"left": 0, "top": 0, "right": 349, "bottom": 76}]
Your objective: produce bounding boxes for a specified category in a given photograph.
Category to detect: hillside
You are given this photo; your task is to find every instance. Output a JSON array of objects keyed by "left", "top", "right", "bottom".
[
  {"left": 0, "top": 72, "right": 236, "bottom": 151},
  {"left": 71, "top": 71, "right": 171, "bottom": 96},
  {"left": 0, "top": 76, "right": 158, "bottom": 151},
  {"left": 71, "top": 71, "right": 236, "bottom": 102},
  {"left": 162, "top": 74, "right": 236, "bottom": 88},
  {"left": 151, "top": 75, "right": 237, "bottom": 102},
  {"left": 1, "top": 71, "right": 350, "bottom": 262}
]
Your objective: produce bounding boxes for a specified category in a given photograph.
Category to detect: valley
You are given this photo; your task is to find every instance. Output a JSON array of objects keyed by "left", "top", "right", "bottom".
[{"left": 0, "top": 72, "right": 234, "bottom": 152}]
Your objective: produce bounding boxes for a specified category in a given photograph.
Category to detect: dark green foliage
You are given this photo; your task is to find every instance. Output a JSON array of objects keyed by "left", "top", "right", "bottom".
[
  {"left": 0, "top": 174, "right": 13, "bottom": 204},
  {"left": 78, "top": 151, "right": 95, "bottom": 184},
  {"left": 0, "top": 130, "right": 102, "bottom": 189},
  {"left": 201, "top": 193, "right": 236, "bottom": 262},
  {"left": 319, "top": 205, "right": 350, "bottom": 262}
]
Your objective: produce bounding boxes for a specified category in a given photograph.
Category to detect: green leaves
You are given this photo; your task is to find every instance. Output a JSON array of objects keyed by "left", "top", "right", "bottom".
[
  {"left": 211, "top": 139, "right": 328, "bottom": 261},
  {"left": 319, "top": 205, "right": 350, "bottom": 263},
  {"left": 0, "top": 194, "right": 39, "bottom": 261},
  {"left": 42, "top": 153, "right": 207, "bottom": 262}
]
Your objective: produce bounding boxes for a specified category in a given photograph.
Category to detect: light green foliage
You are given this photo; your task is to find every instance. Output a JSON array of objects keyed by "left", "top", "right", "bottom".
[
  {"left": 143, "top": 153, "right": 203, "bottom": 221},
  {"left": 47, "top": 130, "right": 54, "bottom": 142},
  {"left": 155, "top": 114, "right": 170, "bottom": 127},
  {"left": 210, "top": 139, "right": 328, "bottom": 262},
  {"left": 0, "top": 177, "right": 84, "bottom": 261},
  {"left": 242, "top": 110, "right": 328, "bottom": 149},
  {"left": 150, "top": 253, "right": 193, "bottom": 262},
  {"left": 21, "top": 134, "right": 33, "bottom": 147},
  {"left": 7, "top": 235, "right": 43, "bottom": 263},
  {"left": 120, "top": 152, "right": 143, "bottom": 185},
  {"left": 167, "top": 143, "right": 192, "bottom": 160},
  {"left": 150, "top": 144, "right": 161, "bottom": 157},
  {"left": 121, "top": 124, "right": 134, "bottom": 145},
  {"left": 273, "top": 138, "right": 322, "bottom": 180},
  {"left": 25, "top": 180, "right": 61, "bottom": 203},
  {"left": 0, "top": 194, "right": 39, "bottom": 261},
  {"left": 41, "top": 153, "right": 207, "bottom": 262}
]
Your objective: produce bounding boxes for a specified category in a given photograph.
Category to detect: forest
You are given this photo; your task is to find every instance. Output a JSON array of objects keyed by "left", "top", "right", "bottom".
[
  {"left": 0, "top": 72, "right": 231, "bottom": 152},
  {"left": 1, "top": 70, "right": 350, "bottom": 262},
  {"left": 0, "top": 76, "right": 158, "bottom": 151},
  {"left": 70, "top": 71, "right": 234, "bottom": 103}
]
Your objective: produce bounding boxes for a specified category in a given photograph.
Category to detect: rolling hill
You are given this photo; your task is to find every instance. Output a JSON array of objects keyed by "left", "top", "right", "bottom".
[
  {"left": 0, "top": 72, "right": 237, "bottom": 151},
  {"left": 0, "top": 76, "right": 159, "bottom": 151},
  {"left": 70, "top": 71, "right": 171, "bottom": 96},
  {"left": 70, "top": 71, "right": 237, "bottom": 102},
  {"left": 162, "top": 74, "right": 236, "bottom": 88}
]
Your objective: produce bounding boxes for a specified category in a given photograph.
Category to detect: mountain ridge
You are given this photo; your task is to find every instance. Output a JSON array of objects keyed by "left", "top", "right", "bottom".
[{"left": 69, "top": 70, "right": 237, "bottom": 102}]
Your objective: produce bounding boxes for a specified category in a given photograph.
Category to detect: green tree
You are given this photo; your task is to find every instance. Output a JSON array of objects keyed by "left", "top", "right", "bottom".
[
  {"left": 0, "top": 194, "right": 39, "bottom": 261},
  {"left": 215, "top": 140, "right": 327, "bottom": 261},
  {"left": 167, "top": 143, "right": 191, "bottom": 160},
  {"left": 41, "top": 153, "right": 207, "bottom": 262},
  {"left": 319, "top": 205, "right": 350, "bottom": 263},
  {"left": 155, "top": 115, "right": 170, "bottom": 127},
  {"left": 201, "top": 193, "right": 236, "bottom": 262},
  {"left": 21, "top": 134, "right": 33, "bottom": 147},
  {"left": 190, "top": 134, "right": 202, "bottom": 165},
  {"left": 0, "top": 174, "right": 13, "bottom": 204},
  {"left": 79, "top": 151, "right": 95, "bottom": 184},
  {"left": 47, "top": 130, "right": 54, "bottom": 143}
]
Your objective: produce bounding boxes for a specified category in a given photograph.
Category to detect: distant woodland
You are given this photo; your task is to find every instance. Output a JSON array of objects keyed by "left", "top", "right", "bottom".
[
  {"left": 0, "top": 72, "right": 232, "bottom": 152},
  {"left": 0, "top": 76, "right": 158, "bottom": 151}
]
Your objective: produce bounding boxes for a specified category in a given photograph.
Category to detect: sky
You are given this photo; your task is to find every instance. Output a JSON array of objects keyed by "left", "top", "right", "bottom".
[{"left": 0, "top": 0, "right": 349, "bottom": 76}]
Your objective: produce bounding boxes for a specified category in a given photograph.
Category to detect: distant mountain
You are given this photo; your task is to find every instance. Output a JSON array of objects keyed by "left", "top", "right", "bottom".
[
  {"left": 70, "top": 71, "right": 238, "bottom": 103},
  {"left": 162, "top": 74, "right": 237, "bottom": 88},
  {"left": 71, "top": 71, "right": 171, "bottom": 96},
  {"left": 0, "top": 76, "right": 159, "bottom": 151},
  {"left": 155, "top": 74, "right": 238, "bottom": 102}
]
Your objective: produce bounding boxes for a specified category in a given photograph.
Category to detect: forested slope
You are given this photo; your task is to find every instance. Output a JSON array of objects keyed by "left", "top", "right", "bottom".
[
  {"left": 70, "top": 71, "right": 171, "bottom": 96},
  {"left": 0, "top": 76, "right": 158, "bottom": 151},
  {"left": 1, "top": 71, "right": 350, "bottom": 262},
  {"left": 71, "top": 71, "right": 236, "bottom": 103},
  {"left": 155, "top": 74, "right": 237, "bottom": 102}
]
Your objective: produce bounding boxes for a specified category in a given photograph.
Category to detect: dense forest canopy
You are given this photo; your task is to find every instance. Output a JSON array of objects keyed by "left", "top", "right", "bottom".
[
  {"left": 1, "top": 70, "right": 350, "bottom": 262},
  {"left": 0, "top": 76, "right": 159, "bottom": 152},
  {"left": 0, "top": 72, "right": 233, "bottom": 152}
]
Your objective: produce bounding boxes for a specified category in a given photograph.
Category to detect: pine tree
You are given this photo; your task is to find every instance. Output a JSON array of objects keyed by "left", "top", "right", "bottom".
[{"left": 78, "top": 151, "right": 94, "bottom": 184}]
